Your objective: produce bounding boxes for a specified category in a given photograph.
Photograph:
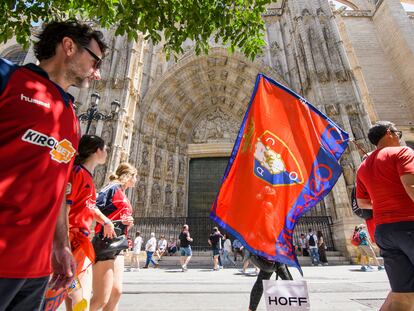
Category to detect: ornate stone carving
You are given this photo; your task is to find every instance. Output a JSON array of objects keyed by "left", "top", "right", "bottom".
[
  {"left": 140, "top": 145, "right": 149, "bottom": 175},
  {"left": 178, "top": 155, "right": 185, "bottom": 183},
  {"left": 151, "top": 181, "right": 161, "bottom": 205},
  {"left": 177, "top": 186, "right": 184, "bottom": 210},
  {"left": 137, "top": 178, "right": 147, "bottom": 203},
  {"left": 192, "top": 107, "right": 240, "bottom": 143},
  {"left": 308, "top": 28, "right": 330, "bottom": 83},
  {"left": 165, "top": 184, "right": 173, "bottom": 206},
  {"left": 153, "top": 149, "right": 162, "bottom": 179},
  {"left": 166, "top": 154, "right": 174, "bottom": 180}
]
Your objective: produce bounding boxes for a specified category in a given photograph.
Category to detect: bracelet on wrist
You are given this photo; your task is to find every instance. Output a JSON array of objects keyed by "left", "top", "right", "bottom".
[{"left": 104, "top": 220, "right": 111, "bottom": 226}]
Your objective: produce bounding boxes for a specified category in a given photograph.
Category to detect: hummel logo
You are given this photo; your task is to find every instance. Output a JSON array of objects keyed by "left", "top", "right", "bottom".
[{"left": 21, "top": 94, "right": 50, "bottom": 109}]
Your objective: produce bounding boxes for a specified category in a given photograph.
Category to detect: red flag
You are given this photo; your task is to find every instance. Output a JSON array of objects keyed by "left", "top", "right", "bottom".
[{"left": 211, "top": 74, "right": 348, "bottom": 271}]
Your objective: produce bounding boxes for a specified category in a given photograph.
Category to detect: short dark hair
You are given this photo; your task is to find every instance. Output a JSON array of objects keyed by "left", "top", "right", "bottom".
[
  {"left": 74, "top": 135, "right": 105, "bottom": 165},
  {"left": 367, "top": 121, "right": 397, "bottom": 146},
  {"left": 34, "top": 20, "right": 108, "bottom": 61}
]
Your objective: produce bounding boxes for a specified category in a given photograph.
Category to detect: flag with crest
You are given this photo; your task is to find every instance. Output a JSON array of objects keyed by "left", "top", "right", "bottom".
[{"left": 210, "top": 74, "right": 349, "bottom": 272}]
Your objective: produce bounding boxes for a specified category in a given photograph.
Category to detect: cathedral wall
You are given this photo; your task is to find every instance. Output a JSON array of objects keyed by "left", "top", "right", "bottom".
[
  {"left": 372, "top": 0, "right": 414, "bottom": 122},
  {"left": 340, "top": 15, "right": 411, "bottom": 125}
]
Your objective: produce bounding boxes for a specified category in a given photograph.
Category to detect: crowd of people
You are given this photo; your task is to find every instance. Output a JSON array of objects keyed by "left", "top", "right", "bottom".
[{"left": 0, "top": 16, "right": 413, "bottom": 311}]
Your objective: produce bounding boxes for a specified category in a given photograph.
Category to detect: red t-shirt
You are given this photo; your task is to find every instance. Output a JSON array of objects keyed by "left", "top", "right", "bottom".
[
  {"left": 67, "top": 165, "right": 96, "bottom": 234},
  {"left": 94, "top": 183, "right": 133, "bottom": 235},
  {"left": 0, "top": 59, "right": 80, "bottom": 278},
  {"left": 356, "top": 146, "right": 414, "bottom": 225}
]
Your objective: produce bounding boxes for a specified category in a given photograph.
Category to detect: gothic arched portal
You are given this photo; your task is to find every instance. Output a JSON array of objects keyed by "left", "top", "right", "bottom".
[{"left": 130, "top": 48, "right": 288, "bottom": 218}]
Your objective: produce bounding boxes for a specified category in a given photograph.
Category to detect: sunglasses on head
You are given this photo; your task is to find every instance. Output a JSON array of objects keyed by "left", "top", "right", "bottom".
[{"left": 82, "top": 46, "right": 102, "bottom": 70}]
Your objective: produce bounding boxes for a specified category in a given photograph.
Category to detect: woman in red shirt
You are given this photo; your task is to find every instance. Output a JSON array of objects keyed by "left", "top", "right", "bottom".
[
  {"left": 43, "top": 135, "right": 115, "bottom": 311},
  {"left": 90, "top": 162, "right": 137, "bottom": 311}
]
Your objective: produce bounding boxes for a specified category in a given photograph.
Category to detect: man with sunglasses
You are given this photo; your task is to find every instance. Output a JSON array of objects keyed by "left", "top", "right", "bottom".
[
  {"left": 356, "top": 121, "right": 414, "bottom": 311},
  {"left": 0, "top": 20, "right": 107, "bottom": 310}
]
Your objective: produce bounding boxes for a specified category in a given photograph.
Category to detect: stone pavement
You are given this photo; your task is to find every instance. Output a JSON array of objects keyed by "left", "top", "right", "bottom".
[{"left": 119, "top": 265, "right": 390, "bottom": 310}]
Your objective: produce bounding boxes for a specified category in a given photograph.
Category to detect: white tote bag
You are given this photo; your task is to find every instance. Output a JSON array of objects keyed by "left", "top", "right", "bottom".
[{"left": 263, "top": 280, "right": 310, "bottom": 311}]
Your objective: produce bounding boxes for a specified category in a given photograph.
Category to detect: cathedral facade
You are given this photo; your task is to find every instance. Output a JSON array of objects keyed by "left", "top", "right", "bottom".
[{"left": 2, "top": 0, "right": 413, "bottom": 257}]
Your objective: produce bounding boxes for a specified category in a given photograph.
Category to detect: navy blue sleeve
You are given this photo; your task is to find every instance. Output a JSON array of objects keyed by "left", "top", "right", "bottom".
[{"left": 0, "top": 58, "right": 18, "bottom": 96}]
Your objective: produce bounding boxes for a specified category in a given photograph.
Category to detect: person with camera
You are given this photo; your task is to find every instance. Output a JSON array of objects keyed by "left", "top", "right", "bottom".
[
  {"left": 43, "top": 135, "right": 115, "bottom": 310},
  {"left": 90, "top": 163, "right": 137, "bottom": 311}
]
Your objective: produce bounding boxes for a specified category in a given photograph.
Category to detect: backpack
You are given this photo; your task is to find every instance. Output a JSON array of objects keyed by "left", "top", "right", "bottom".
[
  {"left": 351, "top": 230, "right": 361, "bottom": 246},
  {"left": 308, "top": 234, "right": 316, "bottom": 247}
]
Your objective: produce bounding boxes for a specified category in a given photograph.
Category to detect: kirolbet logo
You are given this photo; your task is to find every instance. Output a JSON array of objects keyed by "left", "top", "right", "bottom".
[{"left": 22, "top": 129, "right": 76, "bottom": 163}]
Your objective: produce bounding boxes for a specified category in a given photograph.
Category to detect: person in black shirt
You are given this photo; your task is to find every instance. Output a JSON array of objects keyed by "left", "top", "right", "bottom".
[
  {"left": 208, "top": 227, "right": 224, "bottom": 271},
  {"left": 178, "top": 224, "right": 193, "bottom": 272}
]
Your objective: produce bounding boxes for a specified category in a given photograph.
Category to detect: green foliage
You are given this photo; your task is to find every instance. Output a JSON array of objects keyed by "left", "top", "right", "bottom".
[{"left": 0, "top": 0, "right": 272, "bottom": 60}]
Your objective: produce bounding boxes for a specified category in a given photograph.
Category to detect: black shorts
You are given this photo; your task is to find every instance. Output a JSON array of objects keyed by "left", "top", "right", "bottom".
[{"left": 375, "top": 221, "right": 414, "bottom": 292}]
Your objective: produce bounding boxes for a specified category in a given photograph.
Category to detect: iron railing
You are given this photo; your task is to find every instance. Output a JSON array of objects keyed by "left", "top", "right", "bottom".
[{"left": 131, "top": 216, "right": 334, "bottom": 252}]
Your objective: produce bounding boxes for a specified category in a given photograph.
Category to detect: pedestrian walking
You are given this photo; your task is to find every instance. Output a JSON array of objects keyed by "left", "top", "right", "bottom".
[
  {"left": 0, "top": 20, "right": 106, "bottom": 310},
  {"left": 143, "top": 233, "right": 158, "bottom": 268},
  {"left": 179, "top": 224, "right": 193, "bottom": 272},
  {"left": 353, "top": 224, "right": 383, "bottom": 271},
  {"left": 317, "top": 230, "right": 329, "bottom": 266},
  {"left": 131, "top": 231, "right": 143, "bottom": 271},
  {"left": 90, "top": 163, "right": 136, "bottom": 311},
  {"left": 356, "top": 121, "right": 414, "bottom": 310},
  {"left": 232, "top": 239, "right": 244, "bottom": 262},
  {"left": 222, "top": 234, "right": 236, "bottom": 267},
  {"left": 43, "top": 135, "right": 115, "bottom": 310},
  {"left": 208, "top": 227, "right": 224, "bottom": 271},
  {"left": 306, "top": 228, "right": 320, "bottom": 266}
]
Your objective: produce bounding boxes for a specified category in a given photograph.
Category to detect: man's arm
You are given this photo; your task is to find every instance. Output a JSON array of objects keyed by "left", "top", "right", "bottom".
[
  {"left": 401, "top": 174, "right": 414, "bottom": 202},
  {"left": 50, "top": 198, "right": 76, "bottom": 290},
  {"left": 356, "top": 198, "right": 373, "bottom": 210}
]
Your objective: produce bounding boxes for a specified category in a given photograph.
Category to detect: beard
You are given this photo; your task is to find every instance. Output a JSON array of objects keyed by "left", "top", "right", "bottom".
[{"left": 66, "top": 59, "right": 91, "bottom": 88}]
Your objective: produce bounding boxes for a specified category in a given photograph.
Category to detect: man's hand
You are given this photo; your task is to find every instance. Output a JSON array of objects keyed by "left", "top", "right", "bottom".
[{"left": 49, "top": 246, "right": 76, "bottom": 290}]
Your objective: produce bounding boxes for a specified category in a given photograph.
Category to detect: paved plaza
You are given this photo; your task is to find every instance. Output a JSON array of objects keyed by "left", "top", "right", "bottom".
[{"left": 119, "top": 265, "right": 390, "bottom": 310}]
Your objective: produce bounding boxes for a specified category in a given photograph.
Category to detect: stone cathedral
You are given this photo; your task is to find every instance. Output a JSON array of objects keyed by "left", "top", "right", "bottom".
[{"left": 2, "top": 0, "right": 414, "bottom": 257}]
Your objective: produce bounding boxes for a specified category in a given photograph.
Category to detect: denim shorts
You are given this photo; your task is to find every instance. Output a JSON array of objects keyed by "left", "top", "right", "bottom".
[
  {"left": 212, "top": 249, "right": 220, "bottom": 256},
  {"left": 375, "top": 221, "right": 414, "bottom": 292},
  {"left": 180, "top": 246, "right": 192, "bottom": 257}
]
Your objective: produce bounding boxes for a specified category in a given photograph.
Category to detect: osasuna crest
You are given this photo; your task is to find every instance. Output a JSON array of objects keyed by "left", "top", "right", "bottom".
[{"left": 253, "top": 131, "right": 304, "bottom": 186}]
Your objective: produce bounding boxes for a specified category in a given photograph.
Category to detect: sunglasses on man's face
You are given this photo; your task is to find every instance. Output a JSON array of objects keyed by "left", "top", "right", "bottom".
[
  {"left": 82, "top": 46, "right": 102, "bottom": 70},
  {"left": 391, "top": 130, "right": 403, "bottom": 139}
]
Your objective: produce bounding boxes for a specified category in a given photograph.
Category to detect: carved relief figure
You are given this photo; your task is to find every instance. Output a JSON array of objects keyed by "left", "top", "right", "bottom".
[
  {"left": 151, "top": 182, "right": 161, "bottom": 205},
  {"left": 153, "top": 149, "right": 162, "bottom": 178},
  {"left": 137, "top": 178, "right": 147, "bottom": 203},
  {"left": 165, "top": 184, "right": 173, "bottom": 206}
]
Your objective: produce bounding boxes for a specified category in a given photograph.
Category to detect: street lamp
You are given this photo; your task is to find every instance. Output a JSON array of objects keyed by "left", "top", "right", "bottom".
[{"left": 78, "top": 93, "right": 121, "bottom": 134}]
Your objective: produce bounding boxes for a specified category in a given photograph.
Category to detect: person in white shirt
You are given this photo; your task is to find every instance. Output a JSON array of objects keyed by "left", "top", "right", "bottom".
[
  {"left": 156, "top": 235, "right": 168, "bottom": 261},
  {"left": 143, "top": 233, "right": 158, "bottom": 268},
  {"left": 222, "top": 234, "right": 236, "bottom": 267},
  {"left": 131, "top": 231, "right": 143, "bottom": 271}
]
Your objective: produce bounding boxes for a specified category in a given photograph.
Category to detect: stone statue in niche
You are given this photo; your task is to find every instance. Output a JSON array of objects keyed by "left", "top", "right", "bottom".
[
  {"left": 165, "top": 184, "right": 173, "bottom": 206},
  {"left": 166, "top": 154, "right": 174, "bottom": 180},
  {"left": 178, "top": 156, "right": 185, "bottom": 181},
  {"left": 153, "top": 149, "right": 162, "bottom": 178},
  {"left": 140, "top": 145, "right": 149, "bottom": 174},
  {"left": 177, "top": 186, "right": 184, "bottom": 209},
  {"left": 137, "top": 179, "right": 147, "bottom": 203},
  {"left": 151, "top": 182, "right": 161, "bottom": 205}
]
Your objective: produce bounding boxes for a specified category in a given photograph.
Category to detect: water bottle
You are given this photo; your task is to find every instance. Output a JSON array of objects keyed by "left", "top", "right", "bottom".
[{"left": 67, "top": 277, "right": 88, "bottom": 311}]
